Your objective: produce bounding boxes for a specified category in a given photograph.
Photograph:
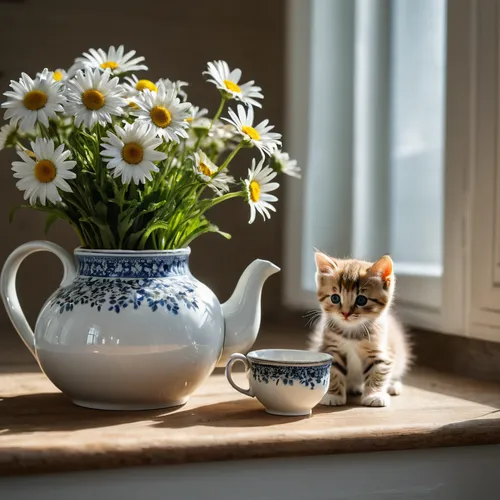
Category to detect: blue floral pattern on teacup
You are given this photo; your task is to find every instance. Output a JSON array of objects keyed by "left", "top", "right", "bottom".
[{"left": 252, "top": 362, "right": 331, "bottom": 390}]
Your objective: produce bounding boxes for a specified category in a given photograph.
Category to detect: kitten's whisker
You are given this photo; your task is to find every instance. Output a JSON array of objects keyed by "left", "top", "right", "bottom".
[
  {"left": 303, "top": 310, "right": 320, "bottom": 324},
  {"left": 305, "top": 312, "right": 321, "bottom": 327},
  {"left": 303, "top": 309, "right": 321, "bottom": 326},
  {"left": 303, "top": 309, "right": 319, "bottom": 317}
]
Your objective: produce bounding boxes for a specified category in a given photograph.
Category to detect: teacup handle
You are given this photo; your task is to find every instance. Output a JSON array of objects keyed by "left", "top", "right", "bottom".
[{"left": 225, "top": 353, "right": 254, "bottom": 397}]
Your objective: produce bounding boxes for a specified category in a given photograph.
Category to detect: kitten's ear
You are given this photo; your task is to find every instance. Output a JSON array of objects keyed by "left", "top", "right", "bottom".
[
  {"left": 315, "top": 251, "right": 338, "bottom": 275},
  {"left": 369, "top": 255, "right": 393, "bottom": 281}
]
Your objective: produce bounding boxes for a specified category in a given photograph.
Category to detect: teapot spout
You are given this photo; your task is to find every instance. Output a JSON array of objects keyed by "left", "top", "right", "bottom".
[{"left": 217, "top": 259, "right": 280, "bottom": 367}]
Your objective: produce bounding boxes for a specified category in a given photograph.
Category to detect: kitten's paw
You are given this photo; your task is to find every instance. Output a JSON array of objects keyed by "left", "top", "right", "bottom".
[
  {"left": 362, "top": 392, "right": 390, "bottom": 407},
  {"left": 319, "top": 393, "right": 347, "bottom": 406},
  {"left": 388, "top": 381, "right": 403, "bottom": 396}
]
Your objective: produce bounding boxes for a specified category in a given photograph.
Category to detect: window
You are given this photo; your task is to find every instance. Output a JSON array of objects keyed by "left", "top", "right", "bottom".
[{"left": 284, "top": 0, "right": 498, "bottom": 340}]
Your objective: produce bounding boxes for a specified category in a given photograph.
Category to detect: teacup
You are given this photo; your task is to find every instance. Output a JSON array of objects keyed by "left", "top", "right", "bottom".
[{"left": 225, "top": 349, "right": 332, "bottom": 416}]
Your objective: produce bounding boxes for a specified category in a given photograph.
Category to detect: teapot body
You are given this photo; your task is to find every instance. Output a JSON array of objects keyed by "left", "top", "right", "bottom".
[{"left": 3, "top": 244, "right": 225, "bottom": 410}]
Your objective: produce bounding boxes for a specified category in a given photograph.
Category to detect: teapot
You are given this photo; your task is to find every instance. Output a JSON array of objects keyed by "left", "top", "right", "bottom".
[{"left": 1, "top": 241, "right": 279, "bottom": 410}]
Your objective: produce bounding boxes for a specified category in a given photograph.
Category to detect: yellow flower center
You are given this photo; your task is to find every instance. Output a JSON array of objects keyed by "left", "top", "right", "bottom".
[
  {"left": 199, "top": 162, "right": 212, "bottom": 177},
  {"left": 128, "top": 101, "right": 139, "bottom": 110},
  {"left": 23, "top": 90, "right": 48, "bottom": 111},
  {"left": 82, "top": 89, "right": 105, "bottom": 110},
  {"left": 53, "top": 71, "right": 63, "bottom": 81},
  {"left": 122, "top": 143, "right": 144, "bottom": 165},
  {"left": 34, "top": 160, "right": 56, "bottom": 183},
  {"left": 224, "top": 80, "right": 241, "bottom": 93},
  {"left": 136, "top": 79, "right": 157, "bottom": 92},
  {"left": 249, "top": 181, "right": 261, "bottom": 202},
  {"left": 186, "top": 117, "right": 193, "bottom": 122},
  {"left": 100, "top": 61, "right": 119, "bottom": 70},
  {"left": 150, "top": 106, "right": 171, "bottom": 128},
  {"left": 242, "top": 125, "right": 260, "bottom": 141}
]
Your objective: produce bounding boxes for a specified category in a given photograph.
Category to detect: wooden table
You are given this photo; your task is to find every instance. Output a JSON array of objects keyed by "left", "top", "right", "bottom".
[{"left": 2, "top": 329, "right": 500, "bottom": 498}]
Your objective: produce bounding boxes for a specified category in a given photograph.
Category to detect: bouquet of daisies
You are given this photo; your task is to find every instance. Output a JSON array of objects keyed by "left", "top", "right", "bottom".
[{"left": 0, "top": 46, "right": 300, "bottom": 250}]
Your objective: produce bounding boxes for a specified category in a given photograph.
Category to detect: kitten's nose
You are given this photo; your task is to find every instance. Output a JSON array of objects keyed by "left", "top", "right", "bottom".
[{"left": 342, "top": 312, "right": 351, "bottom": 320}]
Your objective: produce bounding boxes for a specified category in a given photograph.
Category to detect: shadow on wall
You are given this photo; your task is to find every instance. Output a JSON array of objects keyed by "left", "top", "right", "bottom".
[{"left": 0, "top": 0, "right": 286, "bottom": 334}]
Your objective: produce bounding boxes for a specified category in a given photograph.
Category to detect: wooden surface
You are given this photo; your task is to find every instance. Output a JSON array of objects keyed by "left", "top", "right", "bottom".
[
  {"left": 413, "top": 327, "right": 500, "bottom": 383},
  {"left": 1, "top": 343, "right": 500, "bottom": 476}
]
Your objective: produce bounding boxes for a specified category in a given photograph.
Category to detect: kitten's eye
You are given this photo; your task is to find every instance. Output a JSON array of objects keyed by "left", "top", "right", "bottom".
[
  {"left": 331, "top": 294, "right": 341, "bottom": 304},
  {"left": 355, "top": 295, "right": 368, "bottom": 306}
]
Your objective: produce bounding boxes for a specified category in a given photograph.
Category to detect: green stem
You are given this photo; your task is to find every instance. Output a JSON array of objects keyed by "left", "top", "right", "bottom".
[
  {"left": 154, "top": 143, "right": 178, "bottom": 190},
  {"left": 193, "top": 97, "right": 227, "bottom": 151},
  {"left": 201, "top": 191, "right": 244, "bottom": 212},
  {"left": 70, "top": 222, "right": 86, "bottom": 247},
  {"left": 210, "top": 97, "right": 227, "bottom": 129},
  {"left": 216, "top": 142, "right": 244, "bottom": 174},
  {"left": 38, "top": 123, "right": 50, "bottom": 140}
]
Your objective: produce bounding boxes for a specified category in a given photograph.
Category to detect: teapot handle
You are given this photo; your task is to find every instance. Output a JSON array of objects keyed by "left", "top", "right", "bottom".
[{"left": 0, "top": 241, "right": 76, "bottom": 359}]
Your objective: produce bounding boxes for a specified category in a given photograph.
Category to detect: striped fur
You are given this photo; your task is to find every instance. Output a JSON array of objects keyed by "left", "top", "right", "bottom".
[{"left": 310, "top": 252, "right": 412, "bottom": 408}]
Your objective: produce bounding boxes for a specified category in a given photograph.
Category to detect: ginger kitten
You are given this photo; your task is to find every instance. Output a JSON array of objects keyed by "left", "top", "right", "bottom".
[{"left": 309, "top": 251, "right": 411, "bottom": 407}]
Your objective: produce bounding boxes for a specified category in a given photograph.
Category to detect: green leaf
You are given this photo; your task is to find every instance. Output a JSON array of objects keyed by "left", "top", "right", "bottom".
[
  {"left": 180, "top": 223, "right": 232, "bottom": 247},
  {"left": 95, "top": 201, "right": 108, "bottom": 220},
  {"left": 79, "top": 215, "right": 117, "bottom": 248},
  {"left": 8, "top": 205, "right": 24, "bottom": 223},
  {"left": 124, "top": 229, "right": 146, "bottom": 249},
  {"left": 44, "top": 213, "right": 59, "bottom": 234},
  {"left": 217, "top": 231, "right": 232, "bottom": 240},
  {"left": 138, "top": 221, "right": 172, "bottom": 249}
]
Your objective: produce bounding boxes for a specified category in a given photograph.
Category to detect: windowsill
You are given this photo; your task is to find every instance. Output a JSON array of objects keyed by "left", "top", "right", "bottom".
[{"left": 1, "top": 323, "right": 500, "bottom": 476}]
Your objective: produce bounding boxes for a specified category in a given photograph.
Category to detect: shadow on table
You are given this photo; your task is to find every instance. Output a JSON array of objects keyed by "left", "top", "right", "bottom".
[
  {"left": 152, "top": 398, "right": 353, "bottom": 429},
  {"left": 0, "top": 392, "right": 178, "bottom": 435},
  {"left": 0, "top": 391, "right": 353, "bottom": 435}
]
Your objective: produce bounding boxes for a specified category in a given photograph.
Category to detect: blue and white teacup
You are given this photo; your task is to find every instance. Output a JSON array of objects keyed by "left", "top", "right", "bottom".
[{"left": 225, "top": 349, "right": 332, "bottom": 416}]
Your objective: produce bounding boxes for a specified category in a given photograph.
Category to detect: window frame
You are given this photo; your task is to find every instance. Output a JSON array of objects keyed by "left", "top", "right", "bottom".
[{"left": 283, "top": 0, "right": 479, "bottom": 338}]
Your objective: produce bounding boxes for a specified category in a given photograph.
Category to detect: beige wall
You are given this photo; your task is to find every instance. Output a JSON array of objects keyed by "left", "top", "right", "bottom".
[{"left": 0, "top": 0, "right": 286, "bottom": 335}]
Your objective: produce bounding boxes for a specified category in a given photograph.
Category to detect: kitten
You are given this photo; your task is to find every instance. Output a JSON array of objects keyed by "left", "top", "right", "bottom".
[{"left": 309, "top": 251, "right": 411, "bottom": 407}]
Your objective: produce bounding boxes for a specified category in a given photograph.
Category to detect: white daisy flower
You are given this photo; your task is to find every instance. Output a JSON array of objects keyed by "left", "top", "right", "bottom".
[
  {"left": 101, "top": 121, "right": 167, "bottom": 185},
  {"left": 123, "top": 75, "right": 161, "bottom": 97},
  {"left": 271, "top": 151, "right": 301, "bottom": 179},
  {"left": 0, "top": 123, "right": 19, "bottom": 150},
  {"left": 52, "top": 69, "right": 68, "bottom": 82},
  {"left": 186, "top": 120, "right": 239, "bottom": 152},
  {"left": 223, "top": 105, "right": 281, "bottom": 157},
  {"left": 212, "top": 121, "right": 238, "bottom": 142},
  {"left": 192, "top": 150, "right": 234, "bottom": 194},
  {"left": 132, "top": 82, "right": 191, "bottom": 142},
  {"left": 161, "top": 79, "right": 189, "bottom": 101},
  {"left": 65, "top": 68, "right": 127, "bottom": 130},
  {"left": 2, "top": 70, "right": 65, "bottom": 131},
  {"left": 38, "top": 69, "right": 68, "bottom": 82},
  {"left": 244, "top": 158, "right": 279, "bottom": 224},
  {"left": 187, "top": 106, "right": 209, "bottom": 125},
  {"left": 72, "top": 45, "right": 147, "bottom": 76},
  {"left": 204, "top": 60, "right": 263, "bottom": 108},
  {"left": 11, "top": 138, "right": 76, "bottom": 206}
]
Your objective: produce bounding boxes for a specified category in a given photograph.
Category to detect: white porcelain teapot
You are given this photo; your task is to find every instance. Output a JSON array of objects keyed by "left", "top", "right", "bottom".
[{"left": 1, "top": 241, "right": 279, "bottom": 410}]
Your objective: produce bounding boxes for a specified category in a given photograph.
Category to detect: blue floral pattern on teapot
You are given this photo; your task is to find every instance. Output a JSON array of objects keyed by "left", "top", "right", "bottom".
[{"left": 50, "top": 252, "right": 199, "bottom": 315}]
